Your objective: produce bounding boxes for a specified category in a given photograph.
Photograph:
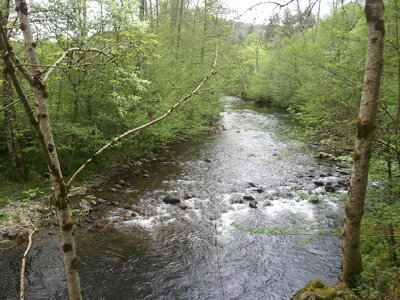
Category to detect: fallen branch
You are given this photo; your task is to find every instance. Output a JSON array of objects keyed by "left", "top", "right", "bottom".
[
  {"left": 19, "top": 225, "right": 37, "bottom": 300},
  {"left": 67, "top": 43, "right": 219, "bottom": 189}
]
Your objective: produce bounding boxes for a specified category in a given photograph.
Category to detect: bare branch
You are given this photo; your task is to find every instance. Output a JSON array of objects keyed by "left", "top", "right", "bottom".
[
  {"left": 0, "top": 94, "right": 33, "bottom": 112},
  {"left": 0, "top": 98, "right": 20, "bottom": 112},
  {"left": 234, "top": 0, "right": 296, "bottom": 21},
  {"left": 43, "top": 47, "right": 109, "bottom": 82},
  {"left": 67, "top": 43, "right": 219, "bottom": 188},
  {"left": 19, "top": 226, "right": 37, "bottom": 300}
]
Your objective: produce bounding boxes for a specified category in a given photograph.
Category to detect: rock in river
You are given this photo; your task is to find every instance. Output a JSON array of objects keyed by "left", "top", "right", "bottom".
[
  {"left": 249, "top": 201, "right": 258, "bottom": 209},
  {"left": 163, "top": 195, "right": 181, "bottom": 205},
  {"left": 243, "top": 195, "right": 255, "bottom": 201}
]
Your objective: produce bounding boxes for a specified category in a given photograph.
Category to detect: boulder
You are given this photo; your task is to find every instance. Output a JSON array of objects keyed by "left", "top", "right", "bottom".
[
  {"left": 338, "top": 180, "right": 349, "bottom": 188},
  {"left": 243, "top": 195, "right": 255, "bottom": 201},
  {"left": 118, "top": 180, "right": 126, "bottom": 186},
  {"left": 308, "top": 195, "right": 321, "bottom": 204},
  {"left": 255, "top": 188, "right": 264, "bottom": 193},
  {"left": 97, "top": 198, "right": 107, "bottom": 204},
  {"left": 110, "top": 201, "right": 120, "bottom": 207},
  {"left": 163, "top": 195, "right": 181, "bottom": 205},
  {"left": 121, "top": 164, "right": 131, "bottom": 169},
  {"left": 142, "top": 173, "right": 150, "bottom": 178},
  {"left": 325, "top": 185, "right": 336, "bottom": 193},
  {"left": 114, "top": 184, "right": 122, "bottom": 189},
  {"left": 249, "top": 201, "right": 258, "bottom": 209},
  {"left": 313, "top": 181, "right": 324, "bottom": 187},
  {"left": 183, "top": 193, "right": 196, "bottom": 199},
  {"left": 110, "top": 188, "right": 118, "bottom": 192},
  {"left": 292, "top": 279, "right": 337, "bottom": 300}
]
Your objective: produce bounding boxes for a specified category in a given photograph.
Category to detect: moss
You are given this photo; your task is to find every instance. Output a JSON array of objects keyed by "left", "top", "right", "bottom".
[{"left": 292, "top": 279, "right": 338, "bottom": 300}]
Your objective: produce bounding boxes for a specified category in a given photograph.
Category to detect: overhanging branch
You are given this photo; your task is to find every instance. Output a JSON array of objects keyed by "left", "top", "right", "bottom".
[{"left": 66, "top": 43, "right": 219, "bottom": 189}]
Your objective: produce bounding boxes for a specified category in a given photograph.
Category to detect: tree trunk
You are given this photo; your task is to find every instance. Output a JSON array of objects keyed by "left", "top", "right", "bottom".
[
  {"left": 2, "top": 74, "right": 27, "bottom": 181},
  {"left": 176, "top": 0, "right": 185, "bottom": 50},
  {"left": 200, "top": 0, "right": 209, "bottom": 63},
  {"left": 341, "top": 0, "right": 385, "bottom": 288},
  {"left": 12, "top": 1, "right": 83, "bottom": 298},
  {"left": 139, "top": 0, "right": 145, "bottom": 21},
  {"left": 1, "top": 0, "right": 27, "bottom": 181}
]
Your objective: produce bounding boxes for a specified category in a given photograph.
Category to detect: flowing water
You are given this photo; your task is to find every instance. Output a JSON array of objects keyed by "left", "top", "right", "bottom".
[{"left": 0, "top": 97, "right": 348, "bottom": 300}]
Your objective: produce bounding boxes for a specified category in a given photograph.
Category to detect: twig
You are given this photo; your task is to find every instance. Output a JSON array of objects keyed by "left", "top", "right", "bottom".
[
  {"left": 0, "top": 94, "right": 34, "bottom": 112},
  {"left": 234, "top": 0, "right": 296, "bottom": 21},
  {"left": 19, "top": 225, "right": 37, "bottom": 300},
  {"left": 0, "top": 99, "right": 20, "bottom": 112},
  {"left": 66, "top": 43, "right": 219, "bottom": 189}
]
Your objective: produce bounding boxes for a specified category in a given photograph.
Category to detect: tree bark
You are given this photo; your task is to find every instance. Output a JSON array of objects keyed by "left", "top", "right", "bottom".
[
  {"left": 341, "top": 0, "right": 385, "bottom": 288},
  {"left": 12, "top": 1, "right": 83, "bottom": 299}
]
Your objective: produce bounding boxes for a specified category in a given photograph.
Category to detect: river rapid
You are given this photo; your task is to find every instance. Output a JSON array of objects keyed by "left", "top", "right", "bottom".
[{"left": 0, "top": 97, "right": 348, "bottom": 300}]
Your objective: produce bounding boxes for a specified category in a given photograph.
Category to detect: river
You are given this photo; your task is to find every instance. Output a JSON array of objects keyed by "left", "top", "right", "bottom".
[{"left": 0, "top": 97, "right": 347, "bottom": 299}]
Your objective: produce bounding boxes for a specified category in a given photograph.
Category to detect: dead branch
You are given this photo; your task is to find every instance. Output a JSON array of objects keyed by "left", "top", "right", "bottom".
[
  {"left": 66, "top": 43, "right": 219, "bottom": 189},
  {"left": 19, "top": 225, "right": 37, "bottom": 300}
]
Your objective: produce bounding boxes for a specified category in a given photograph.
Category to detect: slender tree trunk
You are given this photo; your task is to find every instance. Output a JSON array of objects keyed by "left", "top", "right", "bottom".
[
  {"left": 2, "top": 74, "right": 27, "bottom": 181},
  {"left": 155, "top": 0, "right": 159, "bottom": 25},
  {"left": 386, "top": 157, "right": 399, "bottom": 265},
  {"left": 255, "top": 47, "right": 259, "bottom": 73},
  {"left": 139, "top": 0, "right": 145, "bottom": 21},
  {"left": 176, "top": 0, "right": 184, "bottom": 50},
  {"left": 149, "top": 0, "right": 153, "bottom": 20},
  {"left": 1, "top": 0, "right": 27, "bottom": 181},
  {"left": 200, "top": 0, "right": 209, "bottom": 63},
  {"left": 341, "top": 0, "right": 385, "bottom": 288},
  {"left": 12, "top": 1, "right": 83, "bottom": 298},
  {"left": 169, "top": 0, "right": 178, "bottom": 32},
  {"left": 313, "top": 0, "right": 321, "bottom": 42}
]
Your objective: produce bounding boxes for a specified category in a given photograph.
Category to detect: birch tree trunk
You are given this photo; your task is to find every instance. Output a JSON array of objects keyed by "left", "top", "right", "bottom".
[
  {"left": 12, "top": 1, "right": 83, "bottom": 298},
  {"left": 341, "top": 0, "right": 385, "bottom": 288}
]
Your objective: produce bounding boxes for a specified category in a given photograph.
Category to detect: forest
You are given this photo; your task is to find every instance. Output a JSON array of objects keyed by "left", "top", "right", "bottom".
[{"left": 0, "top": 0, "right": 399, "bottom": 299}]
